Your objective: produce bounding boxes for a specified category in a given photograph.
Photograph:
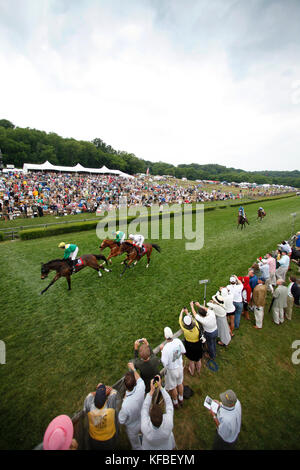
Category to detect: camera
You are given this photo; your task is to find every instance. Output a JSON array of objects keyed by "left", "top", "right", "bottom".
[
  {"left": 200, "top": 334, "right": 206, "bottom": 344},
  {"left": 153, "top": 375, "right": 160, "bottom": 387},
  {"left": 137, "top": 338, "right": 144, "bottom": 344}
]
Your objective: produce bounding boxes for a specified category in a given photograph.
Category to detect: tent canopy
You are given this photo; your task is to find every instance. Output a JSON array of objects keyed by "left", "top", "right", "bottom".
[{"left": 22, "top": 161, "right": 134, "bottom": 178}]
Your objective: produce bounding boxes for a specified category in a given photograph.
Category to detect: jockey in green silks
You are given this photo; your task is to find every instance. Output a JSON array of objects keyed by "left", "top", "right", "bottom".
[
  {"left": 58, "top": 242, "right": 78, "bottom": 272},
  {"left": 113, "top": 231, "right": 126, "bottom": 245}
]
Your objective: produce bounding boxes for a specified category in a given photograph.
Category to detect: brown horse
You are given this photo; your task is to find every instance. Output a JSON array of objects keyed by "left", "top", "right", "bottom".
[
  {"left": 119, "top": 241, "right": 161, "bottom": 276},
  {"left": 237, "top": 214, "right": 249, "bottom": 230},
  {"left": 99, "top": 239, "right": 125, "bottom": 264},
  {"left": 40, "top": 254, "right": 110, "bottom": 294},
  {"left": 257, "top": 209, "right": 266, "bottom": 221}
]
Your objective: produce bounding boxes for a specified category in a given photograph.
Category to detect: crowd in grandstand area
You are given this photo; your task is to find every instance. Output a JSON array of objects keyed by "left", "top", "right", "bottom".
[
  {"left": 0, "top": 170, "right": 292, "bottom": 221},
  {"left": 36, "top": 234, "right": 300, "bottom": 451}
]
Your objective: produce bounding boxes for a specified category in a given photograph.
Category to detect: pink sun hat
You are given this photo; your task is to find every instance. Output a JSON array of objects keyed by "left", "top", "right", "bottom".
[{"left": 43, "top": 415, "right": 74, "bottom": 450}]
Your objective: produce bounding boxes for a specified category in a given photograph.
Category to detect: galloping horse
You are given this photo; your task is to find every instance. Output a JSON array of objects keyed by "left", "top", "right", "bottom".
[
  {"left": 119, "top": 241, "right": 161, "bottom": 276},
  {"left": 257, "top": 209, "right": 266, "bottom": 221},
  {"left": 40, "top": 254, "right": 110, "bottom": 294},
  {"left": 237, "top": 214, "right": 250, "bottom": 230},
  {"left": 99, "top": 239, "right": 124, "bottom": 264}
]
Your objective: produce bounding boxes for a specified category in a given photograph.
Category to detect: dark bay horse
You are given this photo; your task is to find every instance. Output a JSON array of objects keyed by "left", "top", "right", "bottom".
[
  {"left": 237, "top": 214, "right": 249, "bottom": 230},
  {"left": 257, "top": 209, "right": 266, "bottom": 221},
  {"left": 40, "top": 254, "right": 110, "bottom": 294},
  {"left": 119, "top": 241, "right": 161, "bottom": 276},
  {"left": 99, "top": 239, "right": 125, "bottom": 264}
]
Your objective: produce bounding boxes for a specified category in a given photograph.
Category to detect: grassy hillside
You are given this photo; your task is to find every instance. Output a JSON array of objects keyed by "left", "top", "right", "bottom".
[{"left": 0, "top": 196, "right": 300, "bottom": 450}]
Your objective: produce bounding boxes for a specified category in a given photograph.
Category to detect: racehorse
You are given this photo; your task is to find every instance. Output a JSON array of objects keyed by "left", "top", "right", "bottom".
[
  {"left": 237, "top": 214, "right": 250, "bottom": 230},
  {"left": 99, "top": 239, "right": 124, "bottom": 264},
  {"left": 257, "top": 209, "right": 266, "bottom": 221},
  {"left": 119, "top": 241, "right": 161, "bottom": 276},
  {"left": 40, "top": 254, "right": 110, "bottom": 294}
]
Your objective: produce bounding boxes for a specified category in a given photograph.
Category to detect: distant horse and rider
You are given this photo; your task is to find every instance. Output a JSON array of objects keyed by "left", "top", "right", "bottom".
[
  {"left": 257, "top": 207, "right": 267, "bottom": 221},
  {"left": 237, "top": 206, "right": 250, "bottom": 230}
]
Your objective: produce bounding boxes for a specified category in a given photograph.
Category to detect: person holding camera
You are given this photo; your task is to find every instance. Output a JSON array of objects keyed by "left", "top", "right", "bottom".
[
  {"left": 190, "top": 301, "right": 218, "bottom": 360},
  {"left": 179, "top": 307, "right": 203, "bottom": 376},
  {"left": 140, "top": 376, "right": 176, "bottom": 450},
  {"left": 133, "top": 338, "right": 161, "bottom": 393},
  {"left": 118, "top": 363, "right": 145, "bottom": 450}
]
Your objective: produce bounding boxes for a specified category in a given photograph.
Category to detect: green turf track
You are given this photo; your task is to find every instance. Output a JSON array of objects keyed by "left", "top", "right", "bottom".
[{"left": 0, "top": 196, "right": 300, "bottom": 450}]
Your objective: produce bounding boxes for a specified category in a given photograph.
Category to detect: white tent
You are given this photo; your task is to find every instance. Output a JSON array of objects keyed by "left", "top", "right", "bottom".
[{"left": 22, "top": 161, "right": 135, "bottom": 178}]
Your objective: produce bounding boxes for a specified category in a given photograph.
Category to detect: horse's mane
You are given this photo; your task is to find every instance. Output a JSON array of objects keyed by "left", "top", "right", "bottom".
[{"left": 44, "top": 258, "right": 68, "bottom": 265}]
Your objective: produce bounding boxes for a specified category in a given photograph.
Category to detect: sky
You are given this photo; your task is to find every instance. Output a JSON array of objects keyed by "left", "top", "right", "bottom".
[{"left": 1, "top": 0, "right": 300, "bottom": 171}]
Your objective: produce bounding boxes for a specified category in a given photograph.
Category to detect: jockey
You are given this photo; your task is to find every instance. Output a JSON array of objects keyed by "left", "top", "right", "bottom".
[
  {"left": 259, "top": 206, "right": 264, "bottom": 213},
  {"left": 239, "top": 206, "right": 245, "bottom": 218},
  {"left": 113, "top": 230, "right": 126, "bottom": 245},
  {"left": 58, "top": 242, "right": 79, "bottom": 272},
  {"left": 129, "top": 233, "right": 145, "bottom": 254}
]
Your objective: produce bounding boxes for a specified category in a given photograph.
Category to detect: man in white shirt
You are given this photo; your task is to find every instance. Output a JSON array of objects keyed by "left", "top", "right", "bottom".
[
  {"left": 190, "top": 301, "right": 218, "bottom": 359},
  {"left": 227, "top": 275, "right": 243, "bottom": 330},
  {"left": 275, "top": 251, "right": 290, "bottom": 282},
  {"left": 118, "top": 363, "right": 145, "bottom": 450},
  {"left": 160, "top": 327, "right": 186, "bottom": 409},
  {"left": 141, "top": 376, "right": 175, "bottom": 450},
  {"left": 208, "top": 389, "right": 242, "bottom": 450}
]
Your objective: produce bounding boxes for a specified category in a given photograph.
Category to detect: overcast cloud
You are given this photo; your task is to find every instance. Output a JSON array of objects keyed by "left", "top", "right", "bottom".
[{"left": 1, "top": 0, "right": 300, "bottom": 171}]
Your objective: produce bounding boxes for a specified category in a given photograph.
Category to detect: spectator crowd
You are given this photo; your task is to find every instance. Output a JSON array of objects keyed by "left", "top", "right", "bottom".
[
  {"left": 36, "top": 232, "right": 300, "bottom": 451},
  {"left": 0, "top": 170, "right": 291, "bottom": 221}
]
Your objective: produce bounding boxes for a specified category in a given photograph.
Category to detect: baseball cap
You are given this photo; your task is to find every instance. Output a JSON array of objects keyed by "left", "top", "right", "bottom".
[
  {"left": 183, "top": 316, "right": 192, "bottom": 326},
  {"left": 230, "top": 276, "right": 236, "bottom": 283},
  {"left": 94, "top": 384, "right": 106, "bottom": 409},
  {"left": 219, "top": 389, "right": 237, "bottom": 407},
  {"left": 164, "top": 327, "right": 173, "bottom": 339},
  {"left": 43, "top": 415, "right": 74, "bottom": 450}
]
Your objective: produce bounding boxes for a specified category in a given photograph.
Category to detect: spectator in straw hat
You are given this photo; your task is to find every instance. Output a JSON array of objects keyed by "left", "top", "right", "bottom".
[
  {"left": 42, "top": 415, "right": 78, "bottom": 450},
  {"left": 208, "top": 389, "right": 242, "bottom": 450},
  {"left": 160, "top": 327, "right": 186, "bottom": 409},
  {"left": 178, "top": 308, "right": 203, "bottom": 376},
  {"left": 207, "top": 292, "right": 231, "bottom": 347}
]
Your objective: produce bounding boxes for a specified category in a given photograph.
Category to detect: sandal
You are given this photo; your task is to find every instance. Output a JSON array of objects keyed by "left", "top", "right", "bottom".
[{"left": 218, "top": 341, "right": 225, "bottom": 346}]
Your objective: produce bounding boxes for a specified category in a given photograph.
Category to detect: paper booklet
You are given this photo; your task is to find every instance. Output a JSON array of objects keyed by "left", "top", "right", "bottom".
[{"left": 204, "top": 395, "right": 219, "bottom": 413}]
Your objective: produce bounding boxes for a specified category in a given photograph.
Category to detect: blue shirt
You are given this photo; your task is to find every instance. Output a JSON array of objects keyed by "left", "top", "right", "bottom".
[
  {"left": 296, "top": 235, "right": 300, "bottom": 248},
  {"left": 249, "top": 275, "right": 258, "bottom": 291}
]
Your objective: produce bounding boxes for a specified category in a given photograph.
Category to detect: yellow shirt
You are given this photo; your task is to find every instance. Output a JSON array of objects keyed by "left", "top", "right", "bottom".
[
  {"left": 179, "top": 315, "right": 200, "bottom": 343},
  {"left": 88, "top": 406, "right": 116, "bottom": 442}
]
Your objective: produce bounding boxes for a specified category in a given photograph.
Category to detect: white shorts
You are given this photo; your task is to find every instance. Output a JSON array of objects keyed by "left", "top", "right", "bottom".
[
  {"left": 70, "top": 247, "right": 79, "bottom": 260},
  {"left": 164, "top": 366, "right": 184, "bottom": 391}
]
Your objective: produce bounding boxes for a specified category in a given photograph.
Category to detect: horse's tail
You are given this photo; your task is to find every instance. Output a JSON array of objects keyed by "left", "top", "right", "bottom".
[
  {"left": 93, "top": 254, "right": 108, "bottom": 265},
  {"left": 151, "top": 244, "right": 161, "bottom": 253}
]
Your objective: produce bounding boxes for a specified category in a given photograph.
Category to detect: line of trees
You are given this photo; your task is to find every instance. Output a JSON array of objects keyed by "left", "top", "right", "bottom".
[{"left": 0, "top": 119, "right": 299, "bottom": 187}]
